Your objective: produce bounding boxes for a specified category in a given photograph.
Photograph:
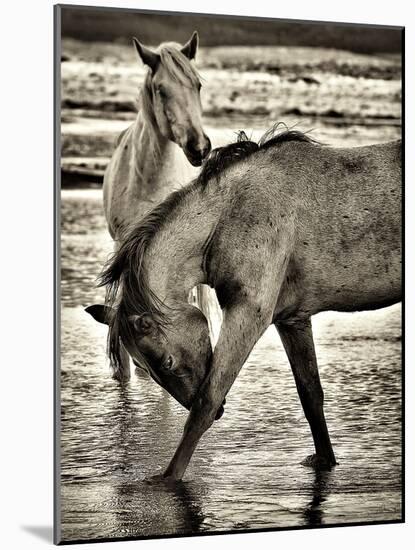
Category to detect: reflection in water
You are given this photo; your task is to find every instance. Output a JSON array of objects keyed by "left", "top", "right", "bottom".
[
  {"left": 60, "top": 190, "right": 402, "bottom": 542},
  {"left": 303, "top": 470, "right": 332, "bottom": 526},
  {"left": 112, "top": 480, "right": 205, "bottom": 536},
  {"left": 107, "top": 381, "right": 205, "bottom": 534},
  {"left": 164, "top": 482, "right": 205, "bottom": 534}
]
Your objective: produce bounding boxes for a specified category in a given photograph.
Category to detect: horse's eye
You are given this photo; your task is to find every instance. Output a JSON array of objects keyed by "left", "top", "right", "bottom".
[
  {"left": 164, "top": 355, "right": 173, "bottom": 370},
  {"left": 157, "top": 86, "right": 166, "bottom": 98},
  {"left": 198, "top": 82, "right": 202, "bottom": 91}
]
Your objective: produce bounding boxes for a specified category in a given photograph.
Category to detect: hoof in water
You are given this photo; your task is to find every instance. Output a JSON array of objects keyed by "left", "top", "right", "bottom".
[
  {"left": 301, "top": 454, "right": 337, "bottom": 470},
  {"left": 143, "top": 473, "right": 180, "bottom": 485}
]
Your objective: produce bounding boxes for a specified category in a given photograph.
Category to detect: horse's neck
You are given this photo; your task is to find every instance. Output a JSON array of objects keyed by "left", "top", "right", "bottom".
[
  {"left": 131, "top": 113, "right": 167, "bottom": 191},
  {"left": 131, "top": 112, "right": 196, "bottom": 200},
  {"left": 145, "top": 189, "right": 221, "bottom": 306}
]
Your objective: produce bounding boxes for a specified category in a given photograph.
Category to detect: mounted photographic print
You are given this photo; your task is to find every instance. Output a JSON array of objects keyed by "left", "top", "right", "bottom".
[{"left": 54, "top": 3, "right": 403, "bottom": 545}]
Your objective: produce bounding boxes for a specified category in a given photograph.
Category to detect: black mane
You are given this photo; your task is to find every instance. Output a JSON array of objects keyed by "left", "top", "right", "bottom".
[
  {"left": 197, "top": 131, "right": 258, "bottom": 187},
  {"left": 197, "top": 124, "right": 320, "bottom": 187},
  {"left": 98, "top": 185, "right": 194, "bottom": 370}
]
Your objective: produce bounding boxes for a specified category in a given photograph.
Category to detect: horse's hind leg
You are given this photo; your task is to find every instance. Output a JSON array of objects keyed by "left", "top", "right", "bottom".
[{"left": 276, "top": 318, "right": 336, "bottom": 469}]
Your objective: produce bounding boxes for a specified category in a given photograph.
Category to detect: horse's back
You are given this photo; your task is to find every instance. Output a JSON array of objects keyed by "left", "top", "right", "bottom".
[
  {"left": 224, "top": 139, "right": 401, "bottom": 226},
  {"left": 216, "top": 140, "right": 401, "bottom": 317},
  {"left": 273, "top": 140, "right": 401, "bottom": 315}
]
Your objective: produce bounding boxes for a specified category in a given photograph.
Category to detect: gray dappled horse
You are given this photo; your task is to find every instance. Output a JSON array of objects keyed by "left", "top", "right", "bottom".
[
  {"left": 87, "top": 128, "right": 401, "bottom": 481},
  {"left": 102, "top": 32, "right": 217, "bottom": 380}
]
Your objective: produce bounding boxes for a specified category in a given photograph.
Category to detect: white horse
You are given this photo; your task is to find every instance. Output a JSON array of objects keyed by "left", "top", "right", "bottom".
[
  {"left": 102, "top": 32, "right": 217, "bottom": 381},
  {"left": 103, "top": 32, "right": 211, "bottom": 238}
]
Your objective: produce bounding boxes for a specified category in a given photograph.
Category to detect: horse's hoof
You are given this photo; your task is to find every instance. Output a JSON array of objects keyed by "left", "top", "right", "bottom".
[
  {"left": 143, "top": 473, "right": 179, "bottom": 485},
  {"left": 301, "top": 454, "right": 337, "bottom": 470}
]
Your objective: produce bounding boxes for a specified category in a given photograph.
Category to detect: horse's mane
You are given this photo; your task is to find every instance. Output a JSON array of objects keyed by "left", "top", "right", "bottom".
[
  {"left": 100, "top": 184, "right": 193, "bottom": 317},
  {"left": 100, "top": 123, "right": 320, "bottom": 369},
  {"left": 156, "top": 44, "right": 200, "bottom": 86},
  {"left": 99, "top": 184, "right": 196, "bottom": 370},
  {"left": 197, "top": 123, "right": 321, "bottom": 187}
]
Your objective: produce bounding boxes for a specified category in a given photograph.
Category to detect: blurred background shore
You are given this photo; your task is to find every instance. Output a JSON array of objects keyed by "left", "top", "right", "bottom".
[{"left": 60, "top": 8, "right": 402, "bottom": 187}]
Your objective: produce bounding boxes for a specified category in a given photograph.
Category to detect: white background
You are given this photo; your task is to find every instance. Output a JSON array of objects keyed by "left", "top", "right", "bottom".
[{"left": 1, "top": 0, "right": 413, "bottom": 548}]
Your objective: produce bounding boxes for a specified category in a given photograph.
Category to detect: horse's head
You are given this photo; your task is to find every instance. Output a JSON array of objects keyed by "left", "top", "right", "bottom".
[
  {"left": 133, "top": 31, "right": 211, "bottom": 166},
  {"left": 86, "top": 303, "right": 219, "bottom": 415}
]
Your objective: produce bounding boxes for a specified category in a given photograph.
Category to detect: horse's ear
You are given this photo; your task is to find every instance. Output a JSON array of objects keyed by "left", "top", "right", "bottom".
[
  {"left": 129, "top": 313, "right": 156, "bottom": 335},
  {"left": 85, "top": 305, "right": 114, "bottom": 325},
  {"left": 132, "top": 37, "right": 160, "bottom": 71},
  {"left": 181, "top": 31, "right": 199, "bottom": 60}
]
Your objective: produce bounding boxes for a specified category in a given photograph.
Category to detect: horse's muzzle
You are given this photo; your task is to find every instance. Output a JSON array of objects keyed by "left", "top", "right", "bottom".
[
  {"left": 184, "top": 135, "right": 211, "bottom": 166},
  {"left": 187, "top": 154, "right": 204, "bottom": 167}
]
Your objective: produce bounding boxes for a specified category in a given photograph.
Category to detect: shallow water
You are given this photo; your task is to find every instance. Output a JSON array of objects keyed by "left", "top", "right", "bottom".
[{"left": 59, "top": 190, "right": 402, "bottom": 543}]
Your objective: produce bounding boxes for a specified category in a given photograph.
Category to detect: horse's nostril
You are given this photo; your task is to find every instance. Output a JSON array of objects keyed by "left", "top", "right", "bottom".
[
  {"left": 186, "top": 134, "right": 211, "bottom": 159},
  {"left": 185, "top": 145, "right": 202, "bottom": 163}
]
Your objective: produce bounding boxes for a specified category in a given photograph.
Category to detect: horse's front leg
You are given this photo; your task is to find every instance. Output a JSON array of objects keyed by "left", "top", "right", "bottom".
[
  {"left": 276, "top": 318, "right": 336, "bottom": 469},
  {"left": 158, "top": 302, "right": 270, "bottom": 481}
]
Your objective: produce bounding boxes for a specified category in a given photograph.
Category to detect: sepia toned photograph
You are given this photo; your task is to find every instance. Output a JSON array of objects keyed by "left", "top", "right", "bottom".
[{"left": 55, "top": 4, "right": 403, "bottom": 544}]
